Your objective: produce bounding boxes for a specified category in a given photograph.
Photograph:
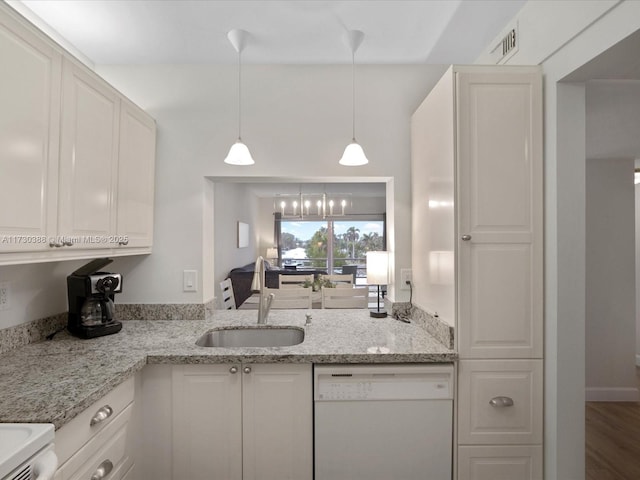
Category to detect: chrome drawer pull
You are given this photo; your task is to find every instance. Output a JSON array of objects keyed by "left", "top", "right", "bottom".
[
  {"left": 90, "top": 405, "right": 114, "bottom": 426},
  {"left": 90, "top": 459, "right": 113, "bottom": 480},
  {"left": 489, "top": 396, "right": 514, "bottom": 407}
]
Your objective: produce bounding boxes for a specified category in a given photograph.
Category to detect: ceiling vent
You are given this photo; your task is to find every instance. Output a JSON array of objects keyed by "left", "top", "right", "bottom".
[{"left": 491, "top": 22, "right": 519, "bottom": 64}]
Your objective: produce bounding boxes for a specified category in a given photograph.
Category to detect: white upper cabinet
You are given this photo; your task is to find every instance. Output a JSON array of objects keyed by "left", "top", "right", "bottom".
[
  {"left": 58, "top": 57, "right": 120, "bottom": 247},
  {"left": 116, "top": 98, "right": 156, "bottom": 248},
  {"left": 0, "top": 7, "right": 61, "bottom": 253},
  {"left": 0, "top": 3, "right": 155, "bottom": 264}
]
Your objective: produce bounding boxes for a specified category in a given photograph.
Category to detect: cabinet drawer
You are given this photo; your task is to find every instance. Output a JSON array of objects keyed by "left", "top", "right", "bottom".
[
  {"left": 58, "top": 402, "right": 133, "bottom": 480},
  {"left": 457, "top": 445, "right": 543, "bottom": 480},
  {"left": 55, "top": 377, "right": 134, "bottom": 465},
  {"left": 457, "top": 360, "right": 542, "bottom": 444}
]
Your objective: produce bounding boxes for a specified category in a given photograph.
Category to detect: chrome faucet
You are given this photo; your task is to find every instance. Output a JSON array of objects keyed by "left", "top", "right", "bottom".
[{"left": 254, "top": 256, "right": 275, "bottom": 324}]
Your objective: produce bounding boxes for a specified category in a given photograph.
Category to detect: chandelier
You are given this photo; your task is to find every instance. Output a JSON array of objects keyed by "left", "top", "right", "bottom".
[{"left": 275, "top": 193, "right": 352, "bottom": 219}]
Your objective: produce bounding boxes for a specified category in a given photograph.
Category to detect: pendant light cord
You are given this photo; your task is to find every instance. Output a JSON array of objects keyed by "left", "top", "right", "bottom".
[
  {"left": 351, "top": 50, "right": 356, "bottom": 141},
  {"left": 237, "top": 49, "right": 242, "bottom": 141}
]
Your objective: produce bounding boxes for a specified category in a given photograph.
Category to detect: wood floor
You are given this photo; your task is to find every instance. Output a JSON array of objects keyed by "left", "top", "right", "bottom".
[{"left": 585, "top": 367, "right": 640, "bottom": 480}]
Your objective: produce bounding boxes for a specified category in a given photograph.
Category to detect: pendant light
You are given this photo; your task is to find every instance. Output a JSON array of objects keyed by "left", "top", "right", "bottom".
[
  {"left": 339, "top": 30, "right": 368, "bottom": 166},
  {"left": 224, "top": 29, "right": 254, "bottom": 165}
]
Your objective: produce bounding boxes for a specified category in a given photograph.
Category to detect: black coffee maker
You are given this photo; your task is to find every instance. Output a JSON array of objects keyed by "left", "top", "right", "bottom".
[{"left": 67, "top": 258, "right": 123, "bottom": 339}]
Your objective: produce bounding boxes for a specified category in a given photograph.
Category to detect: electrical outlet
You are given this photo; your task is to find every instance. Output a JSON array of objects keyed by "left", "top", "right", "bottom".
[
  {"left": 0, "top": 282, "right": 10, "bottom": 310},
  {"left": 400, "top": 269, "right": 412, "bottom": 290}
]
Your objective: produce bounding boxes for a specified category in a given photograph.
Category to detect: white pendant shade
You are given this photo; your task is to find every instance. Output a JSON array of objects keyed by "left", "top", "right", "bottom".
[
  {"left": 339, "top": 140, "right": 368, "bottom": 166},
  {"left": 225, "top": 29, "right": 254, "bottom": 166},
  {"left": 340, "top": 30, "right": 368, "bottom": 167},
  {"left": 224, "top": 140, "right": 255, "bottom": 165}
]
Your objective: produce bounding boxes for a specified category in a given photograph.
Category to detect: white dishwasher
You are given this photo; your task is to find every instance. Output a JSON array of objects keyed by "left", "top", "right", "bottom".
[{"left": 314, "top": 364, "right": 453, "bottom": 480}]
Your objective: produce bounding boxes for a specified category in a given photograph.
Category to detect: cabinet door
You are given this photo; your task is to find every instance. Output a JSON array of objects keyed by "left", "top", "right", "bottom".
[
  {"left": 458, "top": 445, "right": 543, "bottom": 480},
  {"left": 242, "top": 364, "right": 312, "bottom": 480},
  {"left": 456, "top": 70, "right": 543, "bottom": 359},
  {"left": 116, "top": 98, "right": 155, "bottom": 248},
  {"left": 172, "top": 364, "right": 242, "bottom": 480},
  {"left": 58, "top": 57, "right": 119, "bottom": 248},
  {"left": 0, "top": 8, "right": 61, "bottom": 252}
]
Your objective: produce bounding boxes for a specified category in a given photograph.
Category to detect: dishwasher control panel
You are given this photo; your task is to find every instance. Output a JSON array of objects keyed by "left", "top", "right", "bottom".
[{"left": 314, "top": 364, "right": 453, "bottom": 401}]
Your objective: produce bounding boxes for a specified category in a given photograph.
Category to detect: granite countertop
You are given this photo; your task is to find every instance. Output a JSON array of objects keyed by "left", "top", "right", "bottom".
[{"left": 0, "top": 309, "right": 456, "bottom": 430}]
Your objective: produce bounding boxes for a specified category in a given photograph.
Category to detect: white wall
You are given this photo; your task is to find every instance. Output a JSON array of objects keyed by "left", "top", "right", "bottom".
[
  {"left": 476, "top": 1, "right": 640, "bottom": 478},
  {"left": 636, "top": 178, "right": 640, "bottom": 365},
  {"left": 212, "top": 183, "right": 259, "bottom": 307},
  {"left": 95, "top": 64, "right": 446, "bottom": 306},
  {"left": 0, "top": 260, "right": 84, "bottom": 328},
  {"left": 586, "top": 80, "right": 640, "bottom": 368},
  {"left": 585, "top": 158, "right": 638, "bottom": 400},
  {"left": 0, "top": 63, "right": 442, "bottom": 330}
]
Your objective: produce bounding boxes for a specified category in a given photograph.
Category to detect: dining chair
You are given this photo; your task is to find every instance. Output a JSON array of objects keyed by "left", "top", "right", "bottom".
[
  {"left": 220, "top": 278, "right": 236, "bottom": 310},
  {"left": 321, "top": 286, "right": 369, "bottom": 309},
  {"left": 320, "top": 274, "right": 353, "bottom": 286},
  {"left": 341, "top": 265, "right": 358, "bottom": 283},
  {"left": 279, "top": 274, "right": 313, "bottom": 288},
  {"left": 265, "top": 287, "right": 313, "bottom": 309}
]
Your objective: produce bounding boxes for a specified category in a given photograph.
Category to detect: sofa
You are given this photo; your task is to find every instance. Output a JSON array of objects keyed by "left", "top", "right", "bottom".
[{"left": 227, "top": 262, "right": 327, "bottom": 308}]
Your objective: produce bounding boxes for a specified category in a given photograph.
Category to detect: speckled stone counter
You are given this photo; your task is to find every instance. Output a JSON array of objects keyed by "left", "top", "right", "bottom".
[{"left": 0, "top": 310, "right": 456, "bottom": 430}]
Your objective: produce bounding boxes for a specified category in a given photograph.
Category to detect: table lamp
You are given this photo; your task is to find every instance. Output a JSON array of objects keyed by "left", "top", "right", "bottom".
[
  {"left": 266, "top": 247, "right": 278, "bottom": 266},
  {"left": 366, "top": 251, "right": 389, "bottom": 318}
]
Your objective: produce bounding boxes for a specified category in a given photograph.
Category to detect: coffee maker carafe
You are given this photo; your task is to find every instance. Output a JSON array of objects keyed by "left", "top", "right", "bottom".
[{"left": 67, "top": 258, "right": 123, "bottom": 339}]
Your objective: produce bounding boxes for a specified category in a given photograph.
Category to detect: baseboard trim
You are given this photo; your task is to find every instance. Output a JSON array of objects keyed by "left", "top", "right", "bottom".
[{"left": 586, "top": 387, "right": 640, "bottom": 402}]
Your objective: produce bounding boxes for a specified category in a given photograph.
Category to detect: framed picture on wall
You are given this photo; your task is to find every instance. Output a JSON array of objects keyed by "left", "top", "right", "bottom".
[{"left": 237, "top": 221, "right": 249, "bottom": 248}]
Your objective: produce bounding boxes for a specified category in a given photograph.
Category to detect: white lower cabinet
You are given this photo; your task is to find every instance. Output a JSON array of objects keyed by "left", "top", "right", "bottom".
[
  {"left": 172, "top": 364, "right": 242, "bottom": 480},
  {"left": 170, "top": 363, "right": 312, "bottom": 480},
  {"left": 457, "top": 360, "right": 543, "bottom": 480},
  {"left": 54, "top": 377, "right": 135, "bottom": 480},
  {"left": 457, "top": 360, "right": 543, "bottom": 445},
  {"left": 457, "top": 445, "right": 543, "bottom": 480}
]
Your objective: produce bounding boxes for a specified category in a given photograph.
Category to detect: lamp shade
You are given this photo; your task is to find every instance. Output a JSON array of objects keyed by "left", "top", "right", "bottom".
[
  {"left": 224, "top": 140, "right": 255, "bottom": 165},
  {"left": 266, "top": 247, "right": 278, "bottom": 259},
  {"left": 366, "top": 251, "right": 389, "bottom": 285},
  {"left": 339, "top": 141, "right": 369, "bottom": 166}
]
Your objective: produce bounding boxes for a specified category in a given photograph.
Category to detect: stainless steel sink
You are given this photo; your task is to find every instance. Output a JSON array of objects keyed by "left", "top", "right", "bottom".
[{"left": 196, "top": 326, "right": 305, "bottom": 348}]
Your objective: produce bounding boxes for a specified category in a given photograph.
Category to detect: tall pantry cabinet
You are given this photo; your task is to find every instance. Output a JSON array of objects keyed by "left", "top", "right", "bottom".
[{"left": 411, "top": 66, "right": 543, "bottom": 479}]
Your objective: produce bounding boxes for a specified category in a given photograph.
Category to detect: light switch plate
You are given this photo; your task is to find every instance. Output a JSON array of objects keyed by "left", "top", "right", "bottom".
[{"left": 183, "top": 270, "right": 198, "bottom": 292}]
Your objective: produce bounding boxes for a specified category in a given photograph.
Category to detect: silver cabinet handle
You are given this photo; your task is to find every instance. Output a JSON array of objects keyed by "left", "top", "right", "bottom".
[
  {"left": 90, "top": 459, "right": 113, "bottom": 480},
  {"left": 49, "top": 241, "right": 62, "bottom": 248},
  {"left": 229, "top": 366, "right": 238, "bottom": 374},
  {"left": 63, "top": 240, "right": 73, "bottom": 246},
  {"left": 461, "top": 234, "right": 472, "bottom": 241},
  {"left": 118, "top": 240, "right": 129, "bottom": 246},
  {"left": 90, "top": 405, "right": 114, "bottom": 426},
  {"left": 489, "top": 396, "right": 514, "bottom": 407},
  {"left": 243, "top": 366, "right": 252, "bottom": 374}
]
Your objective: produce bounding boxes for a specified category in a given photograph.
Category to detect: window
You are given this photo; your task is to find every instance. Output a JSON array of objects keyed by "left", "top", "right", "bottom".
[{"left": 277, "top": 217, "right": 385, "bottom": 283}]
